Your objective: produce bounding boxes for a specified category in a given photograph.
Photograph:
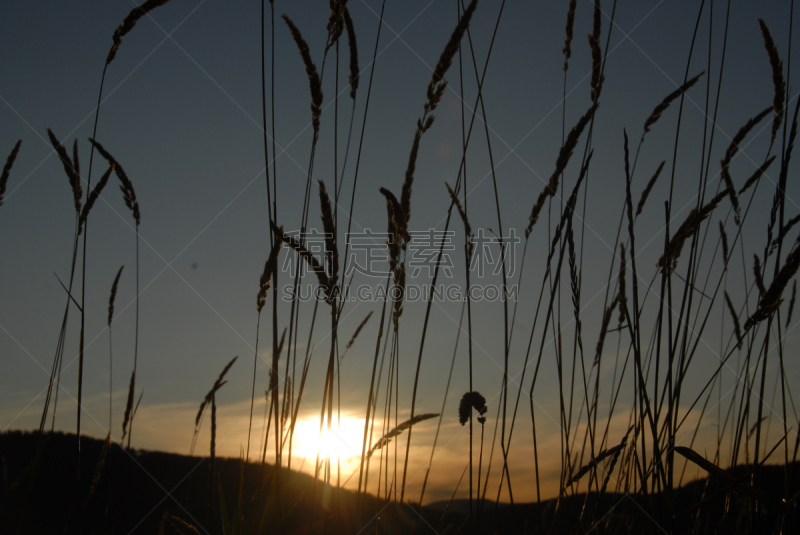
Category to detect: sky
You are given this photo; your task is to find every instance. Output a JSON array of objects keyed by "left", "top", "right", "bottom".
[{"left": 2, "top": 0, "right": 800, "bottom": 506}]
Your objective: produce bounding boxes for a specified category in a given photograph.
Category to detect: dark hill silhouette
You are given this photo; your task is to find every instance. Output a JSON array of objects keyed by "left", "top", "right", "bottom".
[{"left": 1, "top": 431, "right": 798, "bottom": 533}]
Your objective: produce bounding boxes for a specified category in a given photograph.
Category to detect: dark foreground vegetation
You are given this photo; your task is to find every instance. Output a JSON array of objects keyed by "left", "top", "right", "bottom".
[{"left": 1, "top": 431, "right": 797, "bottom": 534}]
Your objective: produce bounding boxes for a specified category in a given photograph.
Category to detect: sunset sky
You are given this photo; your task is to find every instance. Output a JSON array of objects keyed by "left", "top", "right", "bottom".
[{"left": 2, "top": 0, "right": 799, "bottom": 505}]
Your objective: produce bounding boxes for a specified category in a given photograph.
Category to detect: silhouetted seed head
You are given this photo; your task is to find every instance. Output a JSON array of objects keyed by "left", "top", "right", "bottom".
[
  {"left": 592, "top": 0, "right": 602, "bottom": 41},
  {"left": 758, "top": 19, "right": 785, "bottom": 145},
  {"left": 787, "top": 280, "right": 797, "bottom": 328},
  {"left": 379, "top": 187, "right": 403, "bottom": 238},
  {"left": 724, "top": 291, "right": 743, "bottom": 349},
  {"left": 562, "top": 0, "right": 577, "bottom": 70},
  {"left": 257, "top": 232, "right": 282, "bottom": 312},
  {"left": 594, "top": 296, "right": 618, "bottom": 366},
  {"left": 379, "top": 187, "right": 402, "bottom": 273},
  {"left": 0, "top": 140, "right": 21, "bottom": 208},
  {"left": 562, "top": 154, "right": 593, "bottom": 329},
  {"left": 657, "top": 189, "right": 730, "bottom": 272},
  {"left": 458, "top": 391, "right": 487, "bottom": 425},
  {"left": 196, "top": 356, "right": 238, "bottom": 427},
  {"left": 570, "top": 427, "right": 632, "bottom": 489},
  {"left": 599, "top": 429, "right": 633, "bottom": 494},
  {"left": 526, "top": 104, "right": 597, "bottom": 237},
  {"left": 588, "top": 34, "right": 604, "bottom": 103},
  {"left": 107, "top": 0, "right": 173, "bottom": 65},
  {"left": 425, "top": 0, "right": 478, "bottom": 114},
  {"left": 283, "top": 15, "right": 323, "bottom": 143},
  {"left": 400, "top": 129, "right": 422, "bottom": 243},
  {"left": 565, "top": 150, "right": 592, "bottom": 218},
  {"left": 318, "top": 180, "right": 338, "bottom": 294},
  {"left": 739, "top": 155, "right": 777, "bottom": 196},
  {"left": 47, "top": 129, "right": 82, "bottom": 213},
  {"left": 643, "top": 72, "right": 704, "bottom": 134},
  {"left": 213, "top": 357, "right": 237, "bottom": 393},
  {"left": 772, "top": 214, "right": 800, "bottom": 255},
  {"left": 325, "top": 1, "right": 348, "bottom": 53},
  {"left": 551, "top": 104, "right": 597, "bottom": 192},
  {"left": 392, "top": 262, "right": 405, "bottom": 328},
  {"left": 396, "top": 0, "right": 477, "bottom": 258},
  {"left": 567, "top": 226, "right": 580, "bottom": 325},
  {"left": 367, "top": 413, "right": 439, "bottom": 457},
  {"left": 588, "top": 1, "right": 604, "bottom": 102},
  {"left": 753, "top": 254, "right": 766, "bottom": 297},
  {"left": 719, "top": 221, "right": 730, "bottom": 263},
  {"left": 720, "top": 106, "right": 772, "bottom": 225},
  {"left": 346, "top": 311, "right": 373, "bottom": 351},
  {"left": 566, "top": 442, "right": 625, "bottom": 487},
  {"left": 418, "top": 115, "right": 436, "bottom": 134},
  {"left": 525, "top": 191, "right": 549, "bottom": 240},
  {"left": 109, "top": 265, "right": 124, "bottom": 326},
  {"left": 271, "top": 221, "right": 331, "bottom": 302},
  {"left": 122, "top": 370, "right": 136, "bottom": 440},
  {"left": 744, "top": 245, "right": 800, "bottom": 331},
  {"left": 343, "top": 7, "right": 359, "bottom": 99},
  {"left": 745, "top": 243, "right": 800, "bottom": 330},
  {"left": 636, "top": 161, "right": 666, "bottom": 216},
  {"left": 72, "top": 138, "right": 80, "bottom": 182},
  {"left": 79, "top": 164, "right": 114, "bottom": 235},
  {"left": 89, "top": 139, "right": 141, "bottom": 225},
  {"left": 617, "top": 244, "right": 627, "bottom": 328}
]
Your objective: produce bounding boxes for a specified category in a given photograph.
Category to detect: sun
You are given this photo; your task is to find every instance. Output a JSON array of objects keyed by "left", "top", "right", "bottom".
[{"left": 291, "top": 414, "right": 366, "bottom": 468}]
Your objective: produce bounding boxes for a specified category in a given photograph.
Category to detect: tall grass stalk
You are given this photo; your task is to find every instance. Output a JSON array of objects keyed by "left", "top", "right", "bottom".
[
  {"left": 107, "top": 266, "right": 123, "bottom": 433},
  {"left": 400, "top": 0, "right": 478, "bottom": 504},
  {"left": 40, "top": 132, "right": 82, "bottom": 435},
  {"left": 70, "top": 0, "right": 173, "bottom": 468},
  {"left": 89, "top": 140, "right": 141, "bottom": 449},
  {"left": 418, "top": 300, "right": 466, "bottom": 508},
  {"left": 247, "top": 237, "right": 281, "bottom": 463}
]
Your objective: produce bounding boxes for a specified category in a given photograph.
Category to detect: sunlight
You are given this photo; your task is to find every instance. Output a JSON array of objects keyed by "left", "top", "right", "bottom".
[{"left": 291, "top": 414, "right": 366, "bottom": 467}]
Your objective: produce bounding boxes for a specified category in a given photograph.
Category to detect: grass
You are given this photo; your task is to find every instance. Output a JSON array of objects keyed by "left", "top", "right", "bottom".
[{"left": 2, "top": 0, "right": 800, "bottom": 533}]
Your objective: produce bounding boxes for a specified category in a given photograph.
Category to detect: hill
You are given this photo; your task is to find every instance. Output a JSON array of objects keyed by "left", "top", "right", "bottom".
[{"left": 2, "top": 431, "right": 798, "bottom": 533}]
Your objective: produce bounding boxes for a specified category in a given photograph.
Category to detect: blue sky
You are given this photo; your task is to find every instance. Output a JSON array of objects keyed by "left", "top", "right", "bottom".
[{"left": 2, "top": 0, "right": 799, "bottom": 504}]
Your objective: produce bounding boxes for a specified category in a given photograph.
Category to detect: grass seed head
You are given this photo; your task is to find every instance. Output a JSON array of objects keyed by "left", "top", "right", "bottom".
[
  {"left": 108, "top": 265, "right": 124, "bottom": 326},
  {"left": 758, "top": 19, "right": 785, "bottom": 144},
  {"left": 283, "top": 15, "right": 323, "bottom": 143},
  {"left": 0, "top": 140, "right": 22, "bottom": 208},
  {"left": 459, "top": 391, "right": 487, "bottom": 425},
  {"left": 107, "top": 0, "right": 173, "bottom": 65},
  {"left": 48, "top": 129, "right": 82, "bottom": 213},
  {"left": 643, "top": 72, "right": 704, "bottom": 134},
  {"left": 563, "top": 0, "right": 577, "bottom": 70},
  {"left": 344, "top": 7, "right": 359, "bottom": 99},
  {"left": 78, "top": 164, "right": 114, "bottom": 235}
]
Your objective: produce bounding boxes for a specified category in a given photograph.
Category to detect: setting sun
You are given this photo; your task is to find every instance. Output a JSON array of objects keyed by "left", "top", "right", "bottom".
[{"left": 291, "top": 414, "right": 366, "bottom": 469}]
